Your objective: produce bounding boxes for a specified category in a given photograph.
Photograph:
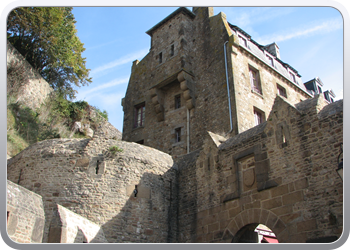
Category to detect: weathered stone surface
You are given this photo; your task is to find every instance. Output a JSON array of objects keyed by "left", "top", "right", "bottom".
[
  {"left": 6, "top": 180, "right": 45, "bottom": 243},
  {"left": 6, "top": 7, "right": 343, "bottom": 245},
  {"left": 7, "top": 137, "right": 176, "bottom": 243}
]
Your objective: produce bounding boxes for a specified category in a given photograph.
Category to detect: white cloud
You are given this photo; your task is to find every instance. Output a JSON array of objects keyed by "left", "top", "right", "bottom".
[
  {"left": 90, "top": 48, "right": 149, "bottom": 76},
  {"left": 224, "top": 7, "right": 295, "bottom": 34},
  {"left": 257, "top": 18, "right": 342, "bottom": 44},
  {"left": 77, "top": 77, "right": 129, "bottom": 99}
]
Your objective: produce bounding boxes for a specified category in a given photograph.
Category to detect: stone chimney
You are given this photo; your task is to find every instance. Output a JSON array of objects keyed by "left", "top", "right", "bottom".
[{"left": 192, "top": 7, "right": 214, "bottom": 19}]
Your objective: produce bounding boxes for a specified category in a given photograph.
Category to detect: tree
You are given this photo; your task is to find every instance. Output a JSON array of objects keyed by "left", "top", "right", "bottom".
[{"left": 7, "top": 7, "right": 91, "bottom": 99}]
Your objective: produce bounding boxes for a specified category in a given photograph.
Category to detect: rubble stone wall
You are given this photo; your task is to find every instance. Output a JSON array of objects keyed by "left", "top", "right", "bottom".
[{"left": 7, "top": 136, "right": 176, "bottom": 243}]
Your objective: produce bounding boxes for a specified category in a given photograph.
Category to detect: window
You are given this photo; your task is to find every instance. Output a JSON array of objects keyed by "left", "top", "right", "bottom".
[
  {"left": 134, "top": 103, "right": 145, "bottom": 128},
  {"left": 159, "top": 52, "right": 163, "bottom": 64},
  {"left": 317, "top": 86, "right": 323, "bottom": 94},
  {"left": 254, "top": 108, "right": 265, "bottom": 126},
  {"left": 289, "top": 71, "right": 296, "bottom": 83},
  {"left": 239, "top": 35, "right": 248, "bottom": 48},
  {"left": 266, "top": 55, "right": 274, "bottom": 67},
  {"left": 175, "top": 128, "right": 181, "bottom": 143},
  {"left": 175, "top": 94, "right": 181, "bottom": 109},
  {"left": 277, "top": 84, "right": 287, "bottom": 98},
  {"left": 170, "top": 44, "right": 174, "bottom": 57},
  {"left": 249, "top": 67, "right": 262, "bottom": 94}
]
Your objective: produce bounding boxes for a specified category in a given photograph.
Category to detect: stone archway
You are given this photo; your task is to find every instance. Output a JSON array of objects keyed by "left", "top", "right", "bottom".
[
  {"left": 232, "top": 223, "right": 278, "bottom": 243},
  {"left": 222, "top": 208, "right": 287, "bottom": 243}
]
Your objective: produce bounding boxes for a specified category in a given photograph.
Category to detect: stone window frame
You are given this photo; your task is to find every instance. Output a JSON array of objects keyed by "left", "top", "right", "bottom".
[
  {"left": 170, "top": 44, "right": 175, "bottom": 57},
  {"left": 238, "top": 33, "right": 249, "bottom": 48},
  {"left": 265, "top": 52, "right": 275, "bottom": 68},
  {"left": 158, "top": 52, "right": 163, "bottom": 64},
  {"left": 288, "top": 70, "right": 297, "bottom": 84},
  {"left": 249, "top": 65, "right": 263, "bottom": 95},
  {"left": 276, "top": 83, "right": 287, "bottom": 98},
  {"left": 134, "top": 102, "right": 145, "bottom": 128},
  {"left": 175, "top": 127, "right": 181, "bottom": 143},
  {"left": 174, "top": 94, "right": 181, "bottom": 109},
  {"left": 253, "top": 107, "right": 265, "bottom": 126}
]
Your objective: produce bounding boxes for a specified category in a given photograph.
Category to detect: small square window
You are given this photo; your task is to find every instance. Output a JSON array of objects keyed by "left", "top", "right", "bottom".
[
  {"left": 277, "top": 84, "right": 287, "bottom": 98},
  {"left": 175, "top": 128, "right": 181, "bottom": 143},
  {"left": 249, "top": 67, "right": 262, "bottom": 94},
  {"left": 134, "top": 103, "right": 145, "bottom": 128},
  {"left": 175, "top": 94, "right": 181, "bottom": 109}
]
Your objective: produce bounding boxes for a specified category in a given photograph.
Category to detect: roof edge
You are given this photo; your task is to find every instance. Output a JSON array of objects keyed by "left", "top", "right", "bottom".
[{"left": 146, "top": 7, "right": 195, "bottom": 36}]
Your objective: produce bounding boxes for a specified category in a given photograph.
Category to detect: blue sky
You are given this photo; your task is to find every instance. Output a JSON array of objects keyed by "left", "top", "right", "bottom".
[{"left": 70, "top": 6, "right": 343, "bottom": 132}]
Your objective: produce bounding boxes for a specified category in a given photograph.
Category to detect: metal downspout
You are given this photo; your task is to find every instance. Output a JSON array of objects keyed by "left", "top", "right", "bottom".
[
  {"left": 187, "top": 108, "right": 190, "bottom": 154},
  {"left": 224, "top": 41, "right": 233, "bottom": 133}
]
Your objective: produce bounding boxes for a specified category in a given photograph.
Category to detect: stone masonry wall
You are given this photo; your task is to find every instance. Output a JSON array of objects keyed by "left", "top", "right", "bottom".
[
  {"left": 7, "top": 42, "right": 53, "bottom": 110},
  {"left": 228, "top": 36, "right": 312, "bottom": 134},
  {"left": 122, "top": 8, "right": 195, "bottom": 156},
  {"left": 6, "top": 180, "right": 45, "bottom": 243},
  {"left": 7, "top": 135, "right": 177, "bottom": 243},
  {"left": 122, "top": 7, "right": 313, "bottom": 158},
  {"left": 192, "top": 95, "right": 343, "bottom": 243},
  {"left": 174, "top": 150, "right": 200, "bottom": 242}
]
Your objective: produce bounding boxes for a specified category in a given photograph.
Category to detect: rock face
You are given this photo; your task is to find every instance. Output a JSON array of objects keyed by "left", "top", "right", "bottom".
[{"left": 7, "top": 41, "right": 53, "bottom": 110}]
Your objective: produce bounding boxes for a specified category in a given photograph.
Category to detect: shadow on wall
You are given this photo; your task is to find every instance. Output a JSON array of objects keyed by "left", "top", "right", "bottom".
[
  {"left": 74, "top": 228, "right": 88, "bottom": 243},
  {"left": 87, "top": 150, "right": 200, "bottom": 243},
  {"left": 82, "top": 170, "right": 178, "bottom": 243}
]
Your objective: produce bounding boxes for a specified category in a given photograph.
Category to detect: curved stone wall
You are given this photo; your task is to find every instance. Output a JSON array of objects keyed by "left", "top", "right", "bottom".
[{"left": 7, "top": 137, "right": 176, "bottom": 243}]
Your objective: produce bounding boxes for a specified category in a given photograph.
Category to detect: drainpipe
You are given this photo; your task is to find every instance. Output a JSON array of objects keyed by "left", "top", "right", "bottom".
[
  {"left": 224, "top": 41, "right": 233, "bottom": 133},
  {"left": 187, "top": 108, "right": 190, "bottom": 154}
]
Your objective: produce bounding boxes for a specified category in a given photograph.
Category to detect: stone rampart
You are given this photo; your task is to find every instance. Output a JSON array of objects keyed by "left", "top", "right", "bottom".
[{"left": 7, "top": 136, "right": 176, "bottom": 243}]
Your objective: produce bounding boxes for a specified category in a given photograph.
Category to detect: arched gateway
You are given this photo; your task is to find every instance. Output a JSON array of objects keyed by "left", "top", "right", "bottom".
[{"left": 222, "top": 208, "right": 285, "bottom": 243}]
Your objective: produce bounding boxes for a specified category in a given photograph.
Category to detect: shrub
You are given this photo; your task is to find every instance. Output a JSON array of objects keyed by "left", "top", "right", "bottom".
[{"left": 109, "top": 145, "right": 123, "bottom": 154}]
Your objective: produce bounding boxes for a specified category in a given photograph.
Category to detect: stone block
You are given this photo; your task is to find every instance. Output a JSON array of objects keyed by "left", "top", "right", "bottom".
[
  {"left": 261, "top": 197, "right": 282, "bottom": 210},
  {"left": 282, "top": 191, "right": 304, "bottom": 205},
  {"left": 297, "top": 219, "right": 317, "bottom": 232}
]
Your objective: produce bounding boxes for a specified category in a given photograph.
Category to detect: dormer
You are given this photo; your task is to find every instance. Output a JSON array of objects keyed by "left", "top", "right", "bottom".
[
  {"left": 304, "top": 77, "right": 324, "bottom": 96},
  {"left": 264, "top": 42, "right": 280, "bottom": 59},
  {"left": 323, "top": 89, "right": 336, "bottom": 103}
]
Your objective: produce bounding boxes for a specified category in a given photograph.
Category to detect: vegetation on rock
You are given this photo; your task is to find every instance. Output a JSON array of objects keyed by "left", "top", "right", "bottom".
[{"left": 7, "top": 7, "right": 91, "bottom": 99}]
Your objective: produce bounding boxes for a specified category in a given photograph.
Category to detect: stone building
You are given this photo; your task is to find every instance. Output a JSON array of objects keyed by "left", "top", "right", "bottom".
[
  {"left": 122, "top": 7, "right": 335, "bottom": 157},
  {"left": 6, "top": 6, "right": 343, "bottom": 245}
]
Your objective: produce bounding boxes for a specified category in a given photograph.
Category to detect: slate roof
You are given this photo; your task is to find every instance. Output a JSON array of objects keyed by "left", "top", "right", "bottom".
[{"left": 228, "top": 23, "right": 311, "bottom": 96}]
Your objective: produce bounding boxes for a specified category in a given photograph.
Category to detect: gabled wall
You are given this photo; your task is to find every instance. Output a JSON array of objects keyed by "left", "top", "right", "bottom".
[{"left": 179, "top": 95, "right": 343, "bottom": 243}]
